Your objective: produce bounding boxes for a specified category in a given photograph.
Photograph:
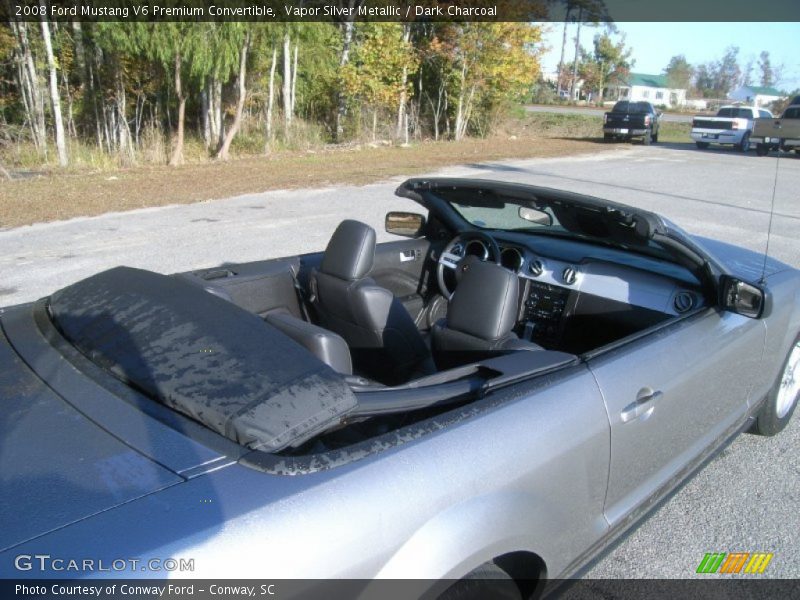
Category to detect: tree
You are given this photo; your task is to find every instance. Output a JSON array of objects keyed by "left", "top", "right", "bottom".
[
  {"left": 663, "top": 55, "right": 693, "bottom": 91},
  {"left": 8, "top": 18, "right": 47, "bottom": 154},
  {"left": 692, "top": 47, "right": 741, "bottom": 98},
  {"left": 758, "top": 51, "right": 774, "bottom": 87},
  {"left": 215, "top": 28, "right": 250, "bottom": 161},
  {"left": 341, "top": 23, "right": 418, "bottom": 140},
  {"left": 693, "top": 63, "right": 715, "bottom": 98},
  {"left": 425, "top": 23, "right": 542, "bottom": 140},
  {"left": 39, "top": 4, "right": 68, "bottom": 166},
  {"left": 579, "top": 32, "right": 632, "bottom": 102},
  {"left": 565, "top": 0, "right": 607, "bottom": 101},
  {"left": 715, "top": 46, "right": 741, "bottom": 97}
]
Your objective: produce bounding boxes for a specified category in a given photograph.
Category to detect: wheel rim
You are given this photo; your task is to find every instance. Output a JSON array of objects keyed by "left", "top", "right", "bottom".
[{"left": 777, "top": 342, "right": 800, "bottom": 419}]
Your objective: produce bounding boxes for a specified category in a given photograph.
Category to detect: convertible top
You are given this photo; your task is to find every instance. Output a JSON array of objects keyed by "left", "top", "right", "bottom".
[{"left": 49, "top": 267, "right": 357, "bottom": 452}]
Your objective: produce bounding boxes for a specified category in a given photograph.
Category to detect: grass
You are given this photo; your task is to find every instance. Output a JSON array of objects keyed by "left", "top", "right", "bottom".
[{"left": 0, "top": 112, "right": 691, "bottom": 229}]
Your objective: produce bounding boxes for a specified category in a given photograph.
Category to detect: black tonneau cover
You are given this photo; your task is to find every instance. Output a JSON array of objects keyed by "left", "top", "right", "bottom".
[{"left": 49, "top": 267, "right": 357, "bottom": 452}]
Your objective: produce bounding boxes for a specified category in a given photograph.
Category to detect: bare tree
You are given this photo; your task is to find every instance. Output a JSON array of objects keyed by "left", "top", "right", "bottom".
[
  {"left": 282, "top": 31, "right": 292, "bottom": 129},
  {"left": 10, "top": 19, "right": 47, "bottom": 154},
  {"left": 335, "top": 0, "right": 358, "bottom": 142},
  {"left": 169, "top": 52, "right": 186, "bottom": 166},
  {"left": 217, "top": 31, "right": 250, "bottom": 160},
  {"left": 265, "top": 45, "right": 277, "bottom": 151},
  {"left": 39, "top": 5, "right": 68, "bottom": 166},
  {"left": 396, "top": 23, "right": 411, "bottom": 138}
]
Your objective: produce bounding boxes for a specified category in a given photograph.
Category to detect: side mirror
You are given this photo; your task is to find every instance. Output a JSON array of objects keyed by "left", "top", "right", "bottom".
[
  {"left": 385, "top": 211, "right": 426, "bottom": 238},
  {"left": 518, "top": 206, "right": 553, "bottom": 227},
  {"left": 720, "top": 275, "right": 770, "bottom": 319}
]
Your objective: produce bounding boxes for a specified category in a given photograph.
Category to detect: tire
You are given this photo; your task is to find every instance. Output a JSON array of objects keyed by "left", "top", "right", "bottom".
[
  {"left": 642, "top": 130, "right": 652, "bottom": 145},
  {"left": 737, "top": 132, "right": 751, "bottom": 152},
  {"left": 751, "top": 334, "right": 800, "bottom": 436},
  {"left": 439, "top": 563, "right": 522, "bottom": 600},
  {"left": 652, "top": 130, "right": 659, "bottom": 143},
  {"left": 696, "top": 141, "right": 710, "bottom": 149},
  {"left": 603, "top": 133, "right": 613, "bottom": 143},
  {"left": 756, "top": 144, "right": 769, "bottom": 156}
]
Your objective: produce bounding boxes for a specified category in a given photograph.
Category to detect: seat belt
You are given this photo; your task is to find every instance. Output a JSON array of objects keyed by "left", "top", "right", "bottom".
[{"left": 292, "top": 269, "right": 316, "bottom": 323}]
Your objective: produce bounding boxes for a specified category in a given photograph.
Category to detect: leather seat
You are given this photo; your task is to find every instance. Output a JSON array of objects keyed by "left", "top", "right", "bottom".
[
  {"left": 432, "top": 259, "right": 542, "bottom": 369},
  {"left": 310, "top": 220, "right": 435, "bottom": 385}
]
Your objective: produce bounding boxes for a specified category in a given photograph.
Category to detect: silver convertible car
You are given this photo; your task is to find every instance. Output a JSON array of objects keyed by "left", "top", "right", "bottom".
[{"left": 1, "top": 178, "right": 799, "bottom": 595}]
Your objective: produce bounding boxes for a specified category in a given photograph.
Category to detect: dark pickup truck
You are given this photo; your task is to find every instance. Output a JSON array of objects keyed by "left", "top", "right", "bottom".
[{"left": 603, "top": 101, "right": 661, "bottom": 144}]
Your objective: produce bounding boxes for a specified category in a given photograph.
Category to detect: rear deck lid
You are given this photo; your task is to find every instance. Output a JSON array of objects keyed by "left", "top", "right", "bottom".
[{"left": 0, "top": 327, "right": 182, "bottom": 551}]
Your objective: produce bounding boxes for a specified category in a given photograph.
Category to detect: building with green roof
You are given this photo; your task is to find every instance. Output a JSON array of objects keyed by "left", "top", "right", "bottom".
[
  {"left": 729, "top": 85, "right": 787, "bottom": 108},
  {"left": 605, "top": 73, "right": 687, "bottom": 108}
]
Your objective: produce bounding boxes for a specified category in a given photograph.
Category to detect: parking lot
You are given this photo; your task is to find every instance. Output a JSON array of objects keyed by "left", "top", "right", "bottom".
[{"left": 1, "top": 143, "right": 798, "bottom": 577}]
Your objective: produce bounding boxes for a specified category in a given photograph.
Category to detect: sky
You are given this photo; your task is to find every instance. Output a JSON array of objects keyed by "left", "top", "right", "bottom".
[{"left": 537, "top": 22, "right": 800, "bottom": 92}]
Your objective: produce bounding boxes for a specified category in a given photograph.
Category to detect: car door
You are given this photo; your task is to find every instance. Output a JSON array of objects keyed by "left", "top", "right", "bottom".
[
  {"left": 372, "top": 238, "right": 433, "bottom": 323},
  {"left": 588, "top": 308, "right": 765, "bottom": 526}
]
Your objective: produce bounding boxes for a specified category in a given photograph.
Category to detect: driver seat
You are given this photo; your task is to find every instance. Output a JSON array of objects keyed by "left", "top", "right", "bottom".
[
  {"left": 432, "top": 259, "right": 542, "bottom": 369},
  {"left": 310, "top": 220, "right": 435, "bottom": 385}
]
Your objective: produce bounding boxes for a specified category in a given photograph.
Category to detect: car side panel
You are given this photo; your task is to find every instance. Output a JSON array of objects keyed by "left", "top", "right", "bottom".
[
  {"left": 590, "top": 308, "right": 763, "bottom": 526},
  {"left": 755, "top": 269, "right": 800, "bottom": 403},
  {"left": 1, "top": 366, "right": 609, "bottom": 579}
]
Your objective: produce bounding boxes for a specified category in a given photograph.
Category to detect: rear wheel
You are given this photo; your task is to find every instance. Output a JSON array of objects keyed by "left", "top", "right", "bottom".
[
  {"left": 603, "top": 133, "right": 613, "bottom": 143},
  {"left": 751, "top": 335, "right": 800, "bottom": 436},
  {"left": 737, "top": 132, "right": 751, "bottom": 152},
  {"left": 652, "top": 130, "right": 659, "bottom": 143},
  {"left": 756, "top": 144, "right": 770, "bottom": 156},
  {"left": 696, "top": 141, "right": 710, "bottom": 149},
  {"left": 439, "top": 563, "right": 521, "bottom": 600}
]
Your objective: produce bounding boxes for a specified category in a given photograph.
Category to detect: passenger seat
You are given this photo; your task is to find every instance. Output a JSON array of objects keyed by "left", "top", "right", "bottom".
[{"left": 265, "top": 312, "right": 352, "bottom": 375}]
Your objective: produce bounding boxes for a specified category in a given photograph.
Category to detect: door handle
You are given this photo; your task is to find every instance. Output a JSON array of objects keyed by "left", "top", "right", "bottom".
[
  {"left": 620, "top": 388, "right": 663, "bottom": 423},
  {"left": 400, "top": 250, "right": 418, "bottom": 263}
]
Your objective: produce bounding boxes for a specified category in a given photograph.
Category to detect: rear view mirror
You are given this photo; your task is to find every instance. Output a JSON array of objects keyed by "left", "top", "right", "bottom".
[
  {"left": 518, "top": 206, "right": 553, "bottom": 227},
  {"left": 720, "top": 275, "right": 769, "bottom": 319},
  {"left": 386, "top": 212, "right": 426, "bottom": 238}
]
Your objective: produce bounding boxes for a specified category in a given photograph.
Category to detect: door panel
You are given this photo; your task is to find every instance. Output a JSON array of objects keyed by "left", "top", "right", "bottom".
[
  {"left": 372, "top": 239, "right": 432, "bottom": 321},
  {"left": 589, "top": 309, "right": 765, "bottom": 526}
]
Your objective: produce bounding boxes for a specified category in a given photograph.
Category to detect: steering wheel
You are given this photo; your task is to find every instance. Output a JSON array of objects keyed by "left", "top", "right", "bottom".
[{"left": 437, "top": 231, "right": 502, "bottom": 300}]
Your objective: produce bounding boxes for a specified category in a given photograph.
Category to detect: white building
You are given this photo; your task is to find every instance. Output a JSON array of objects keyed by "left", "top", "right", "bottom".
[
  {"left": 728, "top": 85, "right": 786, "bottom": 108},
  {"left": 606, "top": 73, "right": 687, "bottom": 108}
]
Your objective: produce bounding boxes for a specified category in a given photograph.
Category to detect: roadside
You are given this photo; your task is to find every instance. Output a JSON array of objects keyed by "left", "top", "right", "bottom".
[
  {"left": 0, "top": 113, "right": 689, "bottom": 229},
  {"left": 526, "top": 104, "right": 696, "bottom": 123}
]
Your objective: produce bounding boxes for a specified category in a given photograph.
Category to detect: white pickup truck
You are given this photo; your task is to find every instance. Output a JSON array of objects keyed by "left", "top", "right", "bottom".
[
  {"left": 690, "top": 105, "right": 773, "bottom": 152},
  {"left": 751, "top": 100, "right": 800, "bottom": 156}
]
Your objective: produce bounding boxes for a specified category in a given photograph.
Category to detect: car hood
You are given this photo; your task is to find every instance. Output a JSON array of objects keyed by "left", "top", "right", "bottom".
[
  {"left": 690, "top": 235, "right": 790, "bottom": 282},
  {"left": 0, "top": 323, "right": 182, "bottom": 552}
]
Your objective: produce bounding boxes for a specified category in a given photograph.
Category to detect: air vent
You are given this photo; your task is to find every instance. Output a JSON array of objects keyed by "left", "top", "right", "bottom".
[
  {"left": 673, "top": 291, "right": 695, "bottom": 314},
  {"left": 562, "top": 266, "right": 578, "bottom": 285},
  {"left": 528, "top": 259, "right": 544, "bottom": 277}
]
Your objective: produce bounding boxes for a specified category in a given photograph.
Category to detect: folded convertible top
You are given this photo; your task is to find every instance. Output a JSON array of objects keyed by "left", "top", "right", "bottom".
[{"left": 49, "top": 267, "right": 357, "bottom": 452}]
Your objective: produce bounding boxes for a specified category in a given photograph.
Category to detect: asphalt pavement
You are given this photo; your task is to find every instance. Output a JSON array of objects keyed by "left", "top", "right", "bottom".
[{"left": 1, "top": 141, "right": 799, "bottom": 578}]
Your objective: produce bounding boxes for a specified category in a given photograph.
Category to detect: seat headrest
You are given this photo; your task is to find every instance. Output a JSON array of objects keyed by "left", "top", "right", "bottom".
[
  {"left": 320, "top": 220, "right": 376, "bottom": 281},
  {"left": 447, "top": 260, "right": 519, "bottom": 340}
]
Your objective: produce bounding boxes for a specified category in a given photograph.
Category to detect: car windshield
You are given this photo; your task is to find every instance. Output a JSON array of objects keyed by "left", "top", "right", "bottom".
[
  {"left": 431, "top": 188, "right": 678, "bottom": 262},
  {"left": 450, "top": 201, "right": 562, "bottom": 232}
]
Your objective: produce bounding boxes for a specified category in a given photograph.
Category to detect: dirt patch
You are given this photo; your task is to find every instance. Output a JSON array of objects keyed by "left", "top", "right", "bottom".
[{"left": 0, "top": 129, "right": 613, "bottom": 229}]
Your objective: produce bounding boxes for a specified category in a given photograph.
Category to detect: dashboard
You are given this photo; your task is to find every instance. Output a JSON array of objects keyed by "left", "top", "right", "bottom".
[{"left": 453, "top": 236, "right": 705, "bottom": 351}]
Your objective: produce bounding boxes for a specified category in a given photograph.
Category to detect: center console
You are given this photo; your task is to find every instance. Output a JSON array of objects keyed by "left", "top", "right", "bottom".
[{"left": 520, "top": 281, "right": 571, "bottom": 345}]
